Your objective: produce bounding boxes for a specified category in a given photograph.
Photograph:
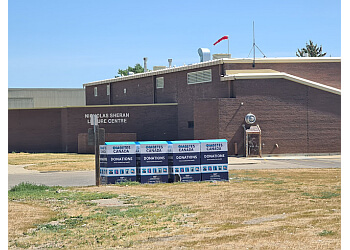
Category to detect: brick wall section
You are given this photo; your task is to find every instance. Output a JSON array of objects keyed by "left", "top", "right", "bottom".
[
  {"left": 174, "top": 65, "right": 228, "bottom": 139},
  {"left": 85, "top": 65, "right": 230, "bottom": 140},
  {"left": 85, "top": 84, "right": 110, "bottom": 105},
  {"left": 110, "top": 76, "right": 155, "bottom": 104},
  {"left": 60, "top": 105, "right": 178, "bottom": 152},
  {"left": 307, "top": 88, "right": 341, "bottom": 153},
  {"left": 155, "top": 74, "right": 178, "bottom": 103},
  {"left": 86, "top": 78, "right": 154, "bottom": 106},
  {"left": 9, "top": 104, "right": 178, "bottom": 153},
  {"left": 193, "top": 99, "right": 219, "bottom": 140},
  {"left": 8, "top": 108, "right": 63, "bottom": 152},
  {"left": 194, "top": 78, "right": 340, "bottom": 155},
  {"left": 85, "top": 61, "right": 340, "bottom": 106},
  {"left": 223, "top": 62, "right": 341, "bottom": 89},
  {"left": 78, "top": 133, "right": 137, "bottom": 154}
]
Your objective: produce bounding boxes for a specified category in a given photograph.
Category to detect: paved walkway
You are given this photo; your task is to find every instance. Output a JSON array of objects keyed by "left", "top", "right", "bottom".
[
  {"left": 8, "top": 155, "right": 341, "bottom": 190},
  {"left": 8, "top": 165, "right": 95, "bottom": 190},
  {"left": 228, "top": 154, "right": 341, "bottom": 169}
]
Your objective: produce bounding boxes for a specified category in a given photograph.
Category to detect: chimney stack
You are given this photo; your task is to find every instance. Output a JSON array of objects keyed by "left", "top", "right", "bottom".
[
  {"left": 143, "top": 57, "right": 148, "bottom": 72},
  {"left": 168, "top": 58, "right": 173, "bottom": 68}
]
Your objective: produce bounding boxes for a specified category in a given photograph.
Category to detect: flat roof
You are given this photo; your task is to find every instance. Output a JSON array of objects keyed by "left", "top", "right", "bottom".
[{"left": 83, "top": 57, "right": 340, "bottom": 87}]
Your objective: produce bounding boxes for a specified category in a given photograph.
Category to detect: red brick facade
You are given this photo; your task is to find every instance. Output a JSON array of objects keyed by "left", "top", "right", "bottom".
[
  {"left": 223, "top": 62, "right": 341, "bottom": 89},
  {"left": 9, "top": 104, "right": 178, "bottom": 153},
  {"left": 194, "top": 78, "right": 340, "bottom": 155},
  {"left": 9, "top": 59, "right": 340, "bottom": 155}
]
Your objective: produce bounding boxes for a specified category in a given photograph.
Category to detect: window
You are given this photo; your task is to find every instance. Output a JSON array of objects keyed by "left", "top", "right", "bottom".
[
  {"left": 187, "top": 69, "right": 212, "bottom": 84},
  {"left": 156, "top": 77, "right": 164, "bottom": 89},
  {"left": 106, "top": 84, "right": 110, "bottom": 96},
  {"left": 188, "top": 121, "right": 194, "bottom": 128},
  {"left": 94, "top": 87, "right": 98, "bottom": 97}
]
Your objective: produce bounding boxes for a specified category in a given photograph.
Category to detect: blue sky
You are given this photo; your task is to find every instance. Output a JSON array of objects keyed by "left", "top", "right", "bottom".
[{"left": 8, "top": 0, "right": 341, "bottom": 88}]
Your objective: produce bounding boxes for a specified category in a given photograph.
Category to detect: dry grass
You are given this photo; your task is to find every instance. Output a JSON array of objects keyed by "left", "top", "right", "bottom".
[
  {"left": 8, "top": 153, "right": 94, "bottom": 171},
  {"left": 8, "top": 168, "right": 341, "bottom": 249},
  {"left": 8, "top": 201, "right": 56, "bottom": 239}
]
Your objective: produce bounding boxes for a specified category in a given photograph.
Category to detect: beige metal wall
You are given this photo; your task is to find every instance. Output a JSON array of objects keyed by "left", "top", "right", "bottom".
[{"left": 8, "top": 88, "right": 86, "bottom": 109}]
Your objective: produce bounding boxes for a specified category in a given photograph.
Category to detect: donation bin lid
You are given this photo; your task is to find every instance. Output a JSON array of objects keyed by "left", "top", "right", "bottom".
[
  {"left": 168, "top": 140, "right": 201, "bottom": 144},
  {"left": 105, "top": 141, "right": 137, "bottom": 145},
  {"left": 137, "top": 141, "right": 168, "bottom": 144}
]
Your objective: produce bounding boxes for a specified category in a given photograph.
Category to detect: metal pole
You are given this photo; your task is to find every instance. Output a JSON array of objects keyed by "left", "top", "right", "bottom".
[
  {"left": 94, "top": 117, "right": 100, "bottom": 186},
  {"left": 253, "top": 21, "right": 255, "bottom": 68},
  {"left": 228, "top": 37, "right": 229, "bottom": 56}
]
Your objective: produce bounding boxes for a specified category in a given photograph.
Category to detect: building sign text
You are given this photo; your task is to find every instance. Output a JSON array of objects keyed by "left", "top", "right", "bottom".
[{"left": 85, "top": 113, "right": 129, "bottom": 124}]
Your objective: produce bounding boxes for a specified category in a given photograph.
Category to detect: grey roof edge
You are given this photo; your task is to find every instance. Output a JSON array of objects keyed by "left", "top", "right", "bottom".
[
  {"left": 222, "top": 57, "right": 341, "bottom": 64},
  {"left": 8, "top": 88, "right": 84, "bottom": 91},
  {"left": 84, "top": 57, "right": 341, "bottom": 87},
  {"left": 83, "top": 59, "right": 225, "bottom": 87},
  {"left": 221, "top": 72, "right": 341, "bottom": 95},
  {"left": 8, "top": 102, "right": 178, "bottom": 110}
]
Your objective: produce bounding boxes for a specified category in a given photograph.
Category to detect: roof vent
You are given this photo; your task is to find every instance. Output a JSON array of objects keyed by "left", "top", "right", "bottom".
[
  {"left": 168, "top": 58, "right": 173, "bottom": 68},
  {"left": 143, "top": 57, "right": 148, "bottom": 72},
  {"left": 198, "top": 48, "right": 211, "bottom": 62}
]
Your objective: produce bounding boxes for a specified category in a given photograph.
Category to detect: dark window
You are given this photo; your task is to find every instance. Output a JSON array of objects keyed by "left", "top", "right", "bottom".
[{"left": 188, "top": 121, "right": 194, "bottom": 128}]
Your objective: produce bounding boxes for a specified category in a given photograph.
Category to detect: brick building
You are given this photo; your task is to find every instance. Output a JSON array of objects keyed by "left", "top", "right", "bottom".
[{"left": 8, "top": 57, "right": 341, "bottom": 155}]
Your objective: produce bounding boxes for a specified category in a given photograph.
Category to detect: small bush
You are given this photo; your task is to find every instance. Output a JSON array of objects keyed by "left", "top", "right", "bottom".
[
  {"left": 8, "top": 182, "right": 117, "bottom": 201},
  {"left": 318, "top": 230, "right": 335, "bottom": 236},
  {"left": 9, "top": 182, "right": 52, "bottom": 192}
]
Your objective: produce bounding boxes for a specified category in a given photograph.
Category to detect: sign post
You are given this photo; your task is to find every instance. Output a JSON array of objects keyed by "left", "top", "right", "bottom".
[{"left": 91, "top": 115, "right": 100, "bottom": 186}]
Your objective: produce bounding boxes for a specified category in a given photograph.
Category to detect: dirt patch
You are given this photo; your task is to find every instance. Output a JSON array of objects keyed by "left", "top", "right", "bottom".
[
  {"left": 243, "top": 213, "right": 287, "bottom": 225},
  {"left": 90, "top": 198, "right": 131, "bottom": 207}
]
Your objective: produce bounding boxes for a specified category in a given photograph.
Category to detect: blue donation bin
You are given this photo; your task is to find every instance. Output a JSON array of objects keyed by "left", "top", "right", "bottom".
[
  {"left": 199, "top": 139, "right": 229, "bottom": 181},
  {"left": 136, "top": 141, "right": 169, "bottom": 184},
  {"left": 99, "top": 142, "right": 137, "bottom": 184},
  {"left": 168, "top": 140, "right": 201, "bottom": 182}
]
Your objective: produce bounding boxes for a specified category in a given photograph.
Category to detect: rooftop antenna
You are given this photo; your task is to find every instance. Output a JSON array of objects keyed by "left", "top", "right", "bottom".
[{"left": 247, "top": 21, "right": 267, "bottom": 67}]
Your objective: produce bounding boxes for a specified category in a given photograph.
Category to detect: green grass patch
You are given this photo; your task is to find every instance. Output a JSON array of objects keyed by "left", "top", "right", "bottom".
[
  {"left": 36, "top": 223, "right": 66, "bottom": 233},
  {"left": 105, "top": 207, "right": 146, "bottom": 218},
  {"left": 318, "top": 230, "right": 335, "bottom": 236},
  {"left": 8, "top": 182, "right": 119, "bottom": 201},
  {"left": 9, "top": 182, "right": 55, "bottom": 192},
  {"left": 302, "top": 192, "right": 340, "bottom": 199},
  {"left": 113, "top": 181, "right": 141, "bottom": 186}
]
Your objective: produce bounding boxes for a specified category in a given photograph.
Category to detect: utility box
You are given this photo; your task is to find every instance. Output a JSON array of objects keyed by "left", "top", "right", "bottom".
[
  {"left": 244, "top": 125, "right": 262, "bottom": 157},
  {"left": 99, "top": 142, "right": 137, "bottom": 184},
  {"left": 199, "top": 139, "right": 229, "bottom": 181},
  {"left": 168, "top": 140, "right": 201, "bottom": 182},
  {"left": 136, "top": 141, "right": 169, "bottom": 184}
]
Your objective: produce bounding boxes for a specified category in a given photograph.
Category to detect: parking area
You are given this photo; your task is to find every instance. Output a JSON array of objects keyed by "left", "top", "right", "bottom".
[
  {"left": 228, "top": 155, "right": 341, "bottom": 170},
  {"left": 8, "top": 155, "right": 341, "bottom": 190}
]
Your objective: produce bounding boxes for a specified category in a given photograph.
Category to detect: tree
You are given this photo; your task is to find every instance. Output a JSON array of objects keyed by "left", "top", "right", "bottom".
[
  {"left": 117, "top": 63, "right": 144, "bottom": 77},
  {"left": 296, "top": 40, "right": 327, "bottom": 57}
]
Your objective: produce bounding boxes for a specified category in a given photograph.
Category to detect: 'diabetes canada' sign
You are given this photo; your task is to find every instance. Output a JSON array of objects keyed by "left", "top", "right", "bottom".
[{"left": 84, "top": 113, "right": 130, "bottom": 125}]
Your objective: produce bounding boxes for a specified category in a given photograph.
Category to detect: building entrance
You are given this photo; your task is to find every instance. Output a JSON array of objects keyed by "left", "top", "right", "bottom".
[{"left": 244, "top": 125, "right": 262, "bottom": 157}]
